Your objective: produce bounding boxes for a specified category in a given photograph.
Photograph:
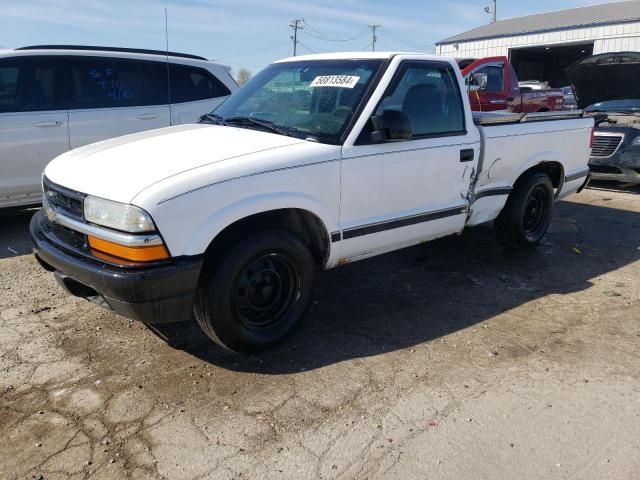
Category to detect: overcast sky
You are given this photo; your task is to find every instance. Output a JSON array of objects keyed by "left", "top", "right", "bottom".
[{"left": 1, "top": 0, "right": 625, "bottom": 73}]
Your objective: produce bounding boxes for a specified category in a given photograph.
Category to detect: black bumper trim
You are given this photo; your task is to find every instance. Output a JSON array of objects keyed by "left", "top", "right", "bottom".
[
  {"left": 565, "top": 169, "right": 590, "bottom": 183},
  {"left": 31, "top": 210, "right": 203, "bottom": 324},
  {"left": 577, "top": 173, "right": 592, "bottom": 193},
  {"left": 474, "top": 187, "right": 512, "bottom": 200}
]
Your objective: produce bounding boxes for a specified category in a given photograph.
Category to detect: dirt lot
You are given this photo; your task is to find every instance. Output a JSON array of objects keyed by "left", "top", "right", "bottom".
[{"left": 1, "top": 184, "right": 639, "bottom": 480}]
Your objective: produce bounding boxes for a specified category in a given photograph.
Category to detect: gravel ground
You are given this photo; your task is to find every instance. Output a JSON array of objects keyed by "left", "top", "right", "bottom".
[{"left": 1, "top": 184, "right": 639, "bottom": 480}]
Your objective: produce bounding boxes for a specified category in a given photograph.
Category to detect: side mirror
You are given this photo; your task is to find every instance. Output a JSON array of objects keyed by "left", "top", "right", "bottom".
[
  {"left": 370, "top": 110, "right": 412, "bottom": 143},
  {"left": 469, "top": 72, "right": 488, "bottom": 92}
]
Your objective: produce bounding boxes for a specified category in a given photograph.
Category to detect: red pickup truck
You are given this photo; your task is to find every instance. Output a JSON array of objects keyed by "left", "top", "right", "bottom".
[{"left": 460, "top": 57, "right": 565, "bottom": 113}]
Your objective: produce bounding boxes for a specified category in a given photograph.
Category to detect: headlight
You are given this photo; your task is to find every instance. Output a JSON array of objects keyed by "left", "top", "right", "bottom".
[
  {"left": 632, "top": 136, "right": 640, "bottom": 145},
  {"left": 84, "top": 196, "right": 156, "bottom": 233}
]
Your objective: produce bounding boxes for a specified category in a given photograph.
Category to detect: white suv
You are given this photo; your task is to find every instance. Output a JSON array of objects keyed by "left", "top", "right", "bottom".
[{"left": 0, "top": 45, "right": 238, "bottom": 209}]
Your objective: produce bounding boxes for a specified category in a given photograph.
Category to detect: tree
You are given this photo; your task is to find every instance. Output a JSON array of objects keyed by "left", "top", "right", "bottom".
[{"left": 236, "top": 68, "right": 252, "bottom": 86}]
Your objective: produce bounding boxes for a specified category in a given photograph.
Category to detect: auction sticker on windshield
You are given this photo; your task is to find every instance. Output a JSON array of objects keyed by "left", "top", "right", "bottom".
[{"left": 310, "top": 75, "right": 360, "bottom": 88}]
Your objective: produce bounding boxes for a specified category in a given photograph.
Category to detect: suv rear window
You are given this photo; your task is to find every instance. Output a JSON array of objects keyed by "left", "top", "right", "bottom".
[
  {"left": 169, "top": 64, "right": 230, "bottom": 103},
  {"left": 0, "top": 57, "right": 57, "bottom": 113}
]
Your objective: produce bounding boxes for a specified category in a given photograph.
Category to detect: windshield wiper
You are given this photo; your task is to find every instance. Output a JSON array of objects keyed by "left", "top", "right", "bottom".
[
  {"left": 224, "top": 116, "right": 295, "bottom": 137},
  {"left": 199, "top": 113, "right": 225, "bottom": 125}
]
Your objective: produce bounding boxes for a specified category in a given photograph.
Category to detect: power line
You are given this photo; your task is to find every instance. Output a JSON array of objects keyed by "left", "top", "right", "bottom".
[
  {"left": 406, "top": 41, "right": 437, "bottom": 52},
  {"left": 301, "top": 20, "right": 368, "bottom": 42},
  {"left": 298, "top": 41, "right": 320, "bottom": 54},
  {"left": 377, "top": 27, "right": 423, "bottom": 49},
  {"left": 213, "top": 40, "right": 289, "bottom": 61},
  {"left": 304, "top": 29, "right": 362, "bottom": 43}
]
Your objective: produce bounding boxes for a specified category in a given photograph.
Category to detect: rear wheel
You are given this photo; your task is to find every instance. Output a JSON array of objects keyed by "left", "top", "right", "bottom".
[
  {"left": 495, "top": 171, "right": 554, "bottom": 249},
  {"left": 194, "top": 230, "right": 315, "bottom": 353}
]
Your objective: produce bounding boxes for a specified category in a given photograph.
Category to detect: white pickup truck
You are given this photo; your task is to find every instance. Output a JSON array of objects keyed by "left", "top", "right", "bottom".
[{"left": 31, "top": 52, "right": 593, "bottom": 352}]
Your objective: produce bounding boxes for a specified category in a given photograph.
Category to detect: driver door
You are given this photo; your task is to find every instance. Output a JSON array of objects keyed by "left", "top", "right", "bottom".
[{"left": 338, "top": 60, "right": 480, "bottom": 261}]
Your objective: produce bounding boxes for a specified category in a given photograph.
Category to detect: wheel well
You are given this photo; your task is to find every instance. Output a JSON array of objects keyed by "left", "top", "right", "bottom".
[
  {"left": 537, "top": 107, "right": 550, "bottom": 112},
  {"left": 204, "top": 209, "right": 331, "bottom": 268},
  {"left": 516, "top": 161, "right": 564, "bottom": 190}
]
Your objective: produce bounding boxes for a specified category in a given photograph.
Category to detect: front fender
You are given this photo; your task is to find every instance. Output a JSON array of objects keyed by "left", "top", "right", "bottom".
[{"left": 183, "top": 192, "right": 339, "bottom": 260}]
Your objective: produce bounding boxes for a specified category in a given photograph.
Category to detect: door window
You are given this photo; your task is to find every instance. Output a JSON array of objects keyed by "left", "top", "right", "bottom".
[
  {"left": 0, "top": 57, "right": 56, "bottom": 112},
  {"left": 66, "top": 56, "right": 166, "bottom": 109},
  {"left": 169, "top": 64, "right": 230, "bottom": 103},
  {"left": 470, "top": 65, "right": 504, "bottom": 93},
  {"left": 376, "top": 62, "right": 465, "bottom": 137}
]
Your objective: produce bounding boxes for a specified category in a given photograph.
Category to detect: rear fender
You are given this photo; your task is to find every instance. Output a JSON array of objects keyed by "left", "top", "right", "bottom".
[{"left": 510, "top": 151, "right": 565, "bottom": 188}]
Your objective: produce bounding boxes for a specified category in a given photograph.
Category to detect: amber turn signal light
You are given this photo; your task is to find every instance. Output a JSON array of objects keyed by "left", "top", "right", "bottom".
[{"left": 88, "top": 236, "right": 169, "bottom": 263}]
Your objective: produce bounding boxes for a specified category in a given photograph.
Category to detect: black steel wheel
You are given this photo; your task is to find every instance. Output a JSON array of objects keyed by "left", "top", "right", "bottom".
[
  {"left": 194, "top": 230, "right": 315, "bottom": 353},
  {"left": 522, "top": 185, "right": 549, "bottom": 239},
  {"left": 496, "top": 171, "right": 554, "bottom": 249},
  {"left": 232, "top": 253, "right": 298, "bottom": 331}
]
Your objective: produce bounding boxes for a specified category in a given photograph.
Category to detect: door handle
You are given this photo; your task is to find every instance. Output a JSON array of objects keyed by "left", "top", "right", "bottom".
[
  {"left": 137, "top": 114, "right": 159, "bottom": 120},
  {"left": 34, "top": 121, "right": 62, "bottom": 127},
  {"left": 490, "top": 99, "right": 507, "bottom": 105},
  {"left": 460, "top": 149, "right": 475, "bottom": 163}
]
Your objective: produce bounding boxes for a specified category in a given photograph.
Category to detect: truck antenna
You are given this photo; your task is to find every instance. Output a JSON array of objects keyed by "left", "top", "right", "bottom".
[{"left": 164, "top": 8, "right": 172, "bottom": 113}]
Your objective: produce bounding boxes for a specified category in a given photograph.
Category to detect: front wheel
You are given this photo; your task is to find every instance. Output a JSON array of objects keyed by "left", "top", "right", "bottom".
[
  {"left": 194, "top": 230, "right": 316, "bottom": 353},
  {"left": 495, "top": 171, "right": 554, "bottom": 249}
]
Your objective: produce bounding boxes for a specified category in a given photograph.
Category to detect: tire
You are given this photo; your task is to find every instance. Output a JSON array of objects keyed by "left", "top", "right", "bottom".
[
  {"left": 194, "top": 230, "right": 315, "bottom": 353},
  {"left": 495, "top": 171, "right": 554, "bottom": 249}
]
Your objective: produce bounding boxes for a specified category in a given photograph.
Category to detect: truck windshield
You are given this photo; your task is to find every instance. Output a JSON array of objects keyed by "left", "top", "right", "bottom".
[{"left": 210, "top": 59, "right": 383, "bottom": 144}]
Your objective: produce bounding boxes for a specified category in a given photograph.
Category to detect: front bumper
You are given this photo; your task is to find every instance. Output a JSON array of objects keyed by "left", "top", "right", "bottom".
[
  {"left": 30, "top": 210, "right": 203, "bottom": 324},
  {"left": 589, "top": 151, "right": 640, "bottom": 184},
  {"left": 589, "top": 167, "right": 640, "bottom": 183}
]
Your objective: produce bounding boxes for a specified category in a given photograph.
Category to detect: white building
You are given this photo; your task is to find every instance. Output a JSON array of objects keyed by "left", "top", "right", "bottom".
[{"left": 436, "top": 0, "right": 640, "bottom": 86}]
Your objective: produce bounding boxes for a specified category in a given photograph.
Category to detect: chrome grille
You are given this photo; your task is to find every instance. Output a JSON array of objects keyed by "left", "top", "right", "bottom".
[
  {"left": 43, "top": 177, "right": 86, "bottom": 220},
  {"left": 591, "top": 134, "right": 624, "bottom": 158}
]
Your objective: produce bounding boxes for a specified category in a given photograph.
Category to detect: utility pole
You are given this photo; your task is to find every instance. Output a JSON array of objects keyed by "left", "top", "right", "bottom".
[
  {"left": 290, "top": 19, "right": 303, "bottom": 56},
  {"left": 484, "top": 0, "right": 497, "bottom": 23},
  {"left": 369, "top": 24, "right": 381, "bottom": 52}
]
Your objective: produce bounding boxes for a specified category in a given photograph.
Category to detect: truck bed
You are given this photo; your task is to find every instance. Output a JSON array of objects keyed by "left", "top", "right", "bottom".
[
  {"left": 473, "top": 110, "right": 586, "bottom": 126},
  {"left": 467, "top": 112, "right": 593, "bottom": 226}
]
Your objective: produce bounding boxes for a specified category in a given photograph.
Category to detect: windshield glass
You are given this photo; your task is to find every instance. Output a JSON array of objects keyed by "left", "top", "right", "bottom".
[
  {"left": 585, "top": 99, "right": 640, "bottom": 113},
  {"left": 212, "top": 59, "right": 383, "bottom": 144}
]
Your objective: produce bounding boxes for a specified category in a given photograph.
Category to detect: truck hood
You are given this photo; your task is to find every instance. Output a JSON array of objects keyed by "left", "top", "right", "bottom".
[
  {"left": 44, "top": 124, "right": 306, "bottom": 204},
  {"left": 566, "top": 52, "right": 640, "bottom": 109}
]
